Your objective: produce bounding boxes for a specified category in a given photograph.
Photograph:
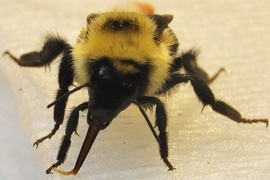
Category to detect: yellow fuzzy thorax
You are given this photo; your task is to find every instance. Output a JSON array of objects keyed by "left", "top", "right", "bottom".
[{"left": 72, "top": 11, "right": 177, "bottom": 95}]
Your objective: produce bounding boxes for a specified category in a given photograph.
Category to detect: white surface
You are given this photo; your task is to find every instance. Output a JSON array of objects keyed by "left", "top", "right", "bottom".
[{"left": 0, "top": 0, "right": 270, "bottom": 180}]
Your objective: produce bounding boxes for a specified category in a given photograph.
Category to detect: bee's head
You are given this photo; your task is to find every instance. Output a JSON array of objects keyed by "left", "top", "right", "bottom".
[{"left": 88, "top": 59, "right": 148, "bottom": 125}]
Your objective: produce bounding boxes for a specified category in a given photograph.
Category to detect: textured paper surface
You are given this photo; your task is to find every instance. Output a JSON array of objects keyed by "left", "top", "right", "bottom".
[{"left": 0, "top": 0, "right": 270, "bottom": 179}]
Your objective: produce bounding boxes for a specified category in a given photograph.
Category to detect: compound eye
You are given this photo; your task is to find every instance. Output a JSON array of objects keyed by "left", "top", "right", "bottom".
[
  {"left": 91, "top": 66, "right": 113, "bottom": 87},
  {"left": 99, "top": 67, "right": 109, "bottom": 79},
  {"left": 94, "top": 66, "right": 112, "bottom": 80}
]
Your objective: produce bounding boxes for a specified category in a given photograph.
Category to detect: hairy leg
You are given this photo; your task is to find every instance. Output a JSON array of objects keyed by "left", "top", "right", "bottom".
[
  {"left": 46, "top": 102, "right": 88, "bottom": 174},
  {"left": 137, "top": 96, "right": 175, "bottom": 170},
  {"left": 4, "top": 34, "right": 76, "bottom": 146},
  {"left": 160, "top": 73, "right": 268, "bottom": 126},
  {"left": 170, "top": 49, "right": 225, "bottom": 84}
]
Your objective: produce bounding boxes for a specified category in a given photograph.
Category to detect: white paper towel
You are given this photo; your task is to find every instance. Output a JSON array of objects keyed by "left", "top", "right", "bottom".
[{"left": 0, "top": 0, "right": 270, "bottom": 179}]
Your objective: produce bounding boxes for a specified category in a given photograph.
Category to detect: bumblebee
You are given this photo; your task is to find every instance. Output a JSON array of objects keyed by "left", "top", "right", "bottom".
[{"left": 3, "top": 10, "right": 268, "bottom": 175}]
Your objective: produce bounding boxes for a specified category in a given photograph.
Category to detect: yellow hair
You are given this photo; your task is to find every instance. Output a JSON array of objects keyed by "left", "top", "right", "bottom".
[{"left": 72, "top": 11, "right": 177, "bottom": 95}]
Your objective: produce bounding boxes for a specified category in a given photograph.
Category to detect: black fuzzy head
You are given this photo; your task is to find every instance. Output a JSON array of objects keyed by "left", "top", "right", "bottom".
[{"left": 88, "top": 58, "right": 149, "bottom": 124}]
